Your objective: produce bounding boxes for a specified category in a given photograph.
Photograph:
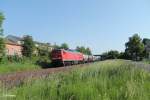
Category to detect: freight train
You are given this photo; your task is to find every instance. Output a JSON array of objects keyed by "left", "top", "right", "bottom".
[{"left": 51, "top": 49, "right": 101, "bottom": 66}]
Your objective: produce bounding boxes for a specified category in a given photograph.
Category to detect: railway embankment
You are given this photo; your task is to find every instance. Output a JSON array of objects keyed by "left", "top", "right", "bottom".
[
  {"left": 0, "top": 60, "right": 150, "bottom": 88},
  {"left": 0, "top": 60, "right": 149, "bottom": 100}
]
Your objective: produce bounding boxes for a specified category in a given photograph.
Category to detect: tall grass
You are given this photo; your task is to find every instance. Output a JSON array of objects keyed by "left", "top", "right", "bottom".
[
  {"left": 1, "top": 60, "right": 150, "bottom": 100},
  {"left": 142, "top": 59, "right": 150, "bottom": 64},
  {"left": 0, "top": 57, "right": 41, "bottom": 74},
  {"left": 0, "top": 62, "right": 40, "bottom": 74}
]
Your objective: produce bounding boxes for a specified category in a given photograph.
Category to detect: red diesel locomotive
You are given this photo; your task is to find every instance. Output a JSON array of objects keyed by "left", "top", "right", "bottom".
[
  {"left": 51, "top": 49, "right": 101, "bottom": 66},
  {"left": 51, "top": 49, "right": 84, "bottom": 66}
]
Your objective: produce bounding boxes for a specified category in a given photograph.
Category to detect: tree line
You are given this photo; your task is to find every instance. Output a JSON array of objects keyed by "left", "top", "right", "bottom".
[
  {"left": 0, "top": 12, "right": 92, "bottom": 63},
  {"left": 102, "top": 34, "right": 149, "bottom": 61},
  {"left": 0, "top": 12, "right": 5, "bottom": 61},
  {"left": 53, "top": 43, "right": 92, "bottom": 55},
  {"left": 1, "top": 12, "right": 150, "bottom": 62},
  {"left": 0, "top": 13, "right": 49, "bottom": 63}
]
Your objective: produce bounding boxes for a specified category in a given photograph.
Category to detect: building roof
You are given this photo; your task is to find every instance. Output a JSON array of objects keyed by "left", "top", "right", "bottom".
[
  {"left": 5, "top": 39, "right": 22, "bottom": 46},
  {"left": 5, "top": 35, "right": 53, "bottom": 48},
  {"left": 6, "top": 35, "right": 23, "bottom": 44}
]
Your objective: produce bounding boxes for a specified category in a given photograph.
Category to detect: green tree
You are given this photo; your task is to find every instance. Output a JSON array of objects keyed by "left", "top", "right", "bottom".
[
  {"left": 101, "top": 52, "right": 108, "bottom": 60},
  {"left": 76, "top": 46, "right": 92, "bottom": 55},
  {"left": 60, "top": 43, "right": 69, "bottom": 50},
  {"left": 53, "top": 44, "right": 60, "bottom": 49},
  {"left": 101, "top": 50, "right": 119, "bottom": 59},
  {"left": 118, "top": 52, "right": 130, "bottom": 59},
  {"left": 0, "top": 12, "right": 5, "bottom": 35},
  {"left": 86, "top": 47, "right": 92, "bottom": 55},
  {"left": 76, "top": 46, "right": 86, "bottom": 54},
  {"left": 125, "top": 34, "right": 144, "bottom": 61},
  {"left": 0, "top": 12, "right": 5, "bottom": 59},
  {"left": 107, "top": 50, "right": 119, "bottom": 59},
  {"left": 142, "top": 38, "right": 150, "bottom": 58},
  {"left": 22, "top": 35, "right": 35, "bottom": 57}
]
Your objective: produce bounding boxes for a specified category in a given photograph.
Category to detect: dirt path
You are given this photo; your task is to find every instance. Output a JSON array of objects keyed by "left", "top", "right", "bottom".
[
  {"left": 131, "top": 61, "right": 150, "bottom": 71},
  {"left": 0, "top": 63, "right": 91, "bottom": 88},
  {"left": 0, "top": 61, "right": 150, "bottom": 88}
]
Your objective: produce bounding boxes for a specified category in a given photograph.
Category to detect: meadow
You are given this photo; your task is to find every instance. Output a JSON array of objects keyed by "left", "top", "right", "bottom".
[
  {"left": 0, "top": 56, "right": 51, "bottom": 74},
  {"left": 0, "top": 60, "right": 149, "bottom": 100},
  {"left": 0, "top": 62, "right": 40, "bottom": 74}
]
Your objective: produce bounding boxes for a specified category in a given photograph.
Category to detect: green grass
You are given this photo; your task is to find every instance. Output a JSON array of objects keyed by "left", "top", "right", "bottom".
[
  {"left": 0, "top": 56, "right": 52, "bottom": 74},
  {"left": 142, "top": 59, "right": 150, "bottom": 64},
  {"left": 0, "top": 58, "right": 41, "bottom": 74},
  {"left": 0, "top": 62, "right": 40, "bottom": 74},
  {"left": 0, "top": 60, "right": 150, "bottom": 100}
]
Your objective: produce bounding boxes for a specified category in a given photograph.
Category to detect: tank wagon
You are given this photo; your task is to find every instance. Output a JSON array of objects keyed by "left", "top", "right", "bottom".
[
  {"left": 93, "top": 55, "right": 101, "bottom": 61},
  {"left": 51, "top": 49, "right": 101, "bottom": 66}
]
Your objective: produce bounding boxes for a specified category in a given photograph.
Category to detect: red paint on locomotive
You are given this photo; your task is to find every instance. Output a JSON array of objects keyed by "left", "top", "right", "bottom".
[{"left": 51, "top": 49, "right": 84, "bottom": 65}]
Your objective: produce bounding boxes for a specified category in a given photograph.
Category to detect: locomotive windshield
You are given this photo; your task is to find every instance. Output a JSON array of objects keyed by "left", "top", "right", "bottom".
[
  {"left": 52, "top": 49, "right": 61, "bottom": 53},
  {"left": 51, "top": 49, "right": 62, "bottom": 60}
]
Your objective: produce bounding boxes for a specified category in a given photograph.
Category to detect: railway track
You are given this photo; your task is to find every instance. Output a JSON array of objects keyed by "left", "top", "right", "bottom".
[
  {"left": 0, "top": 63, "right": 92, "bottom": 88},
  {"left": 0, "top": 61, "right": 150, "bottom": 88},
  {"left": 131, "top": 61, "right": 150, "bottom": 71}
]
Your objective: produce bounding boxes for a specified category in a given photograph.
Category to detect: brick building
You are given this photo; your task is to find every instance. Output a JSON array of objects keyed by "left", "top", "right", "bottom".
[
  {"left": 5, "top": 35, "right": 54, "bottom": 56},
  {"left": 5, "top": 40, "right": 22, "bottom": 56}
]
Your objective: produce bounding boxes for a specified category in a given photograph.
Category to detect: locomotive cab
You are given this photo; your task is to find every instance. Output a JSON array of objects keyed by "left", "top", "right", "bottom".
[
  {"left": 51, "top": 49, "right": 64, "bottom": 66},
  {"left": 51, "top": 49, "right": 84, "bottom": 66}
]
